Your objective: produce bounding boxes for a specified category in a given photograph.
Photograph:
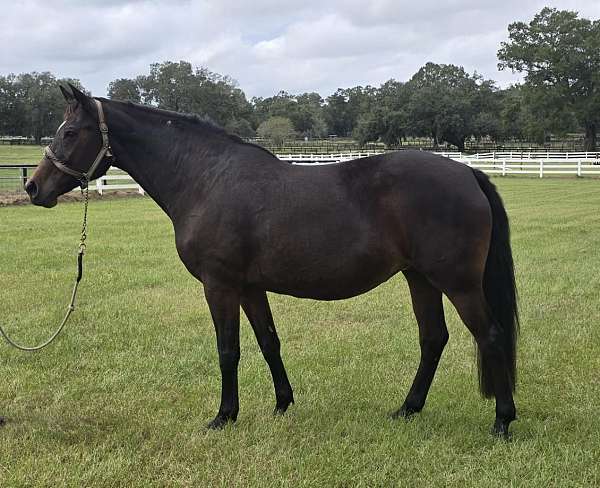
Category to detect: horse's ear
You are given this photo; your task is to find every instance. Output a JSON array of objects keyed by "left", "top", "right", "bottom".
[
  {"left": 59, "top": 84, "right": 75, "bottom": 103},
  {"left": 68, "top": 83, "right": 95, "bottom": 114}
]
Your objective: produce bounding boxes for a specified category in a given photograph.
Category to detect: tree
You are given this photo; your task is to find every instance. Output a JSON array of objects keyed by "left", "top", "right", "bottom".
[
  {"left": 256, "top": 116, "right": 296, "bottom": 145},
  {"left": 107, "top": 78, "right": 141, "bottom": 102},
  {"left": 500, "top": 84, "right": 577, "bottom": 145},
  {"left": 404, "top": 63, "right": 497, "bottom": 150},
  {"left": 224, "top": 118, "right": 255, "bottom": 138},
  {"left": 353, "top": 81, "right": 409, "bottom": 147},
  {"left": 354, "top": 107, "right": 406, "bottom": 147},
  {"left": 496, "top": 86, "right": 525, "bottom": 142},
  {"left": 251, "top": 91, "right": 326, "bottom": 138},
  {"left": 252, "top": 91, "right": 296, "bottom": 125},
  {"left": 133, "top": 60, "right": 253, "bottom": 126},
  {"left": 0, "top": 72, "right": 85, "bottom": 142},
  {"left": 323, "top": 86, "right": 375, "bottom": 136},
  {"left": 0, "top": 74, "right": 24, "bottom": 136},
  {"left": 498, "top": 7, "right": 600, "bottom": 150},
  {"left": 293, "top": 92, "right": 326, "bottom": 138}
]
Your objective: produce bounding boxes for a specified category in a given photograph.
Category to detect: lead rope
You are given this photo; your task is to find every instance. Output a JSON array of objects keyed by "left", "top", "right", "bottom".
[{"left": 0, "top": 184, "right": 89, "bottom": 352}]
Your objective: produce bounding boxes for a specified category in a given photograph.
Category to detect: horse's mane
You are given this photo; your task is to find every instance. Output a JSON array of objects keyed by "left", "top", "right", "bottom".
[{"left": 98, "top": 98, "right": 277, "bottom": 159}]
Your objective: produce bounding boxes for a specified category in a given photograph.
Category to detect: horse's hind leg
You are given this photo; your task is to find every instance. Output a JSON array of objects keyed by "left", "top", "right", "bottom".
[
  {"left": 241, "top": 288, "right": 294, "bottom": 415},
  {"left": 447, "top": 289, "right": 516, "bottom": 437},
  {"left": 393, "top": 269, "right": 448, "bottom": 419}
]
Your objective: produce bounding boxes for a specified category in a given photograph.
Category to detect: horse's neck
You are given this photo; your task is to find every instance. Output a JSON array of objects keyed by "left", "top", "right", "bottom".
[{"left": 108, "top": 106, "right": 228, "bottom": 219}]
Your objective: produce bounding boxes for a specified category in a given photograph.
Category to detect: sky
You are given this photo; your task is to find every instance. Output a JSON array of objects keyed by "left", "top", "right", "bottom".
[{"left": 1, "top": 0, "right": 599, "bottom": 99}]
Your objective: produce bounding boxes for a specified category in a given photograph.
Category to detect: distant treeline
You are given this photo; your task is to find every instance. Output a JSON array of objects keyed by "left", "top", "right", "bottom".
[{"left": 1, "top": 8, "right": 598, "bottom": 150}]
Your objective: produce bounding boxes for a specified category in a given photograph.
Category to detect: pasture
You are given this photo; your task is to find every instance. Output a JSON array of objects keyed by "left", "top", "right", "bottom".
[
  {"left": 0, "top": 146, "right": 42, "bottom": 196},
  {"left": 0, "top": 145, "right": 43, "bottom": 165},
  {"left": 1, "top": 179, "right": 599, "bottom": 486}
]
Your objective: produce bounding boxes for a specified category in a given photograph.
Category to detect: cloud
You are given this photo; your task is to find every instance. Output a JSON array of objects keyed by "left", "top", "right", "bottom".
[{"left": 1, "top": 0, "right": 599, "bottom": 98}]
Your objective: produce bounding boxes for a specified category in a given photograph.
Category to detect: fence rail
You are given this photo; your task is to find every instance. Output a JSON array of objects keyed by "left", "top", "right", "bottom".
[{"left": 2, "top": 151, "right": 599, "bottom": 196}]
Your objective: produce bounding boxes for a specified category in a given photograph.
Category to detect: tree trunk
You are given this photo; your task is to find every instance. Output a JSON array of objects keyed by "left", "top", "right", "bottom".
[
  {"left": 584, "top": 123, "right": 597, "bottom": 152},
  {"left": 445, "top": 134, "right": 465, "bottom": 151},
  {"left": 432, "top": 129, "right": 439, "bottom": 149},
  {"left": 33, "top": 125, "right": 42, "bottom": 145}
]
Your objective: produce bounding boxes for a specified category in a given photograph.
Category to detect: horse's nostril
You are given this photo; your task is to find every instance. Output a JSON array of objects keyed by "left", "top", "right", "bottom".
[{"left": 25, "top": 179, "right": 38, "bottom": 198}]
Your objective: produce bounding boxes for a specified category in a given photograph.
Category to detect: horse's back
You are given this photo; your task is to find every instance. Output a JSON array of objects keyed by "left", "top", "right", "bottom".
[{"left": 240, "top": 151, "right": 490, "bottom": 299}]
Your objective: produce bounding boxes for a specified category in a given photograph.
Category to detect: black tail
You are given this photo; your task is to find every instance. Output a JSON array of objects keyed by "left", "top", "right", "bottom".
[{"left": 472, "top": 169, "right": 519, "bottom": 397}]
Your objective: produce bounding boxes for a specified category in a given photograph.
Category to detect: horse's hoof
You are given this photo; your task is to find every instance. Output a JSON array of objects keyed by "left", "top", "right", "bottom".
[
  {"left": 273, "top": 398, "right": 294, "bottom": 416},
  {"left": 492, "top": 420, "right": 512, "bottom": 440},
  {"left": 0, "top": 416, "right": 5, "bottom": 427},
  {"left": 391, "top": 405, "right": 420, "bottom": 420},
  {"left": 206, "top": 415, "right": 235, "bottom": 430}
]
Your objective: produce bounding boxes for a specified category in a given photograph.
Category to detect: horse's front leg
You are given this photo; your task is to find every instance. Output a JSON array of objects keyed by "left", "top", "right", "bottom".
[{"left": 204, "top": 284, "right": 241, "bottom": 430}]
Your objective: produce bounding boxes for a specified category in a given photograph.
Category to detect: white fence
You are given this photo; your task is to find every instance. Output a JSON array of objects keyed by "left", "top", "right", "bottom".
[
  {"left": 92, "top": 151, "right": 600, "bottom": 194},
  {"left": 95, "top": 172, "right": 145, "bottom": 195},
  {"left": 440, "top": 151, "right": 600, "bottom": 160},
  {"left": 287, "top": 151, "right": 600, "bottom": 177},
  {"left": 278, "top": 151, "right": 383, "bottom": 163},
  {"left": 438, "top": 151, "right": 600, "bottom": 178}
]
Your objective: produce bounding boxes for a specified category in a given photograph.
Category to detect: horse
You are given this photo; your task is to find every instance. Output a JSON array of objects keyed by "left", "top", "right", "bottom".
[{"left": 23, "top": 84, "right": 519, "bottom": 437}]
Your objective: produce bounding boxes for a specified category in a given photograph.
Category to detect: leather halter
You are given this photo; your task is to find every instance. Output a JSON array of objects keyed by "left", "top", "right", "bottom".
[{"left": 44, "top": 99, "right": 113, "bottom": 189}]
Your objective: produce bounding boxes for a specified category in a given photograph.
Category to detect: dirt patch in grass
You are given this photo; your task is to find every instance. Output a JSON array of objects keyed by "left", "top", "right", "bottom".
[{"left": 0, "top": 190, "right": 145, "bottom": 207}]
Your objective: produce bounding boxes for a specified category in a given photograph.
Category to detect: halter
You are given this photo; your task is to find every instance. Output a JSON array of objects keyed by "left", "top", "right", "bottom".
[{"left": 44, "top": 99, "right": 113, "bottom": 189}]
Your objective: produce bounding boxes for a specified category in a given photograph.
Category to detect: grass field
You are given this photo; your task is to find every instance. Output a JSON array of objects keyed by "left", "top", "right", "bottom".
[
  {"left": 1, "top": 179, "right": 599, "bottom": 486},
  {"left": 0, "top": 146, "right": 43, "bottom": 194},
  {"left": 0, "top": 145, "right": 43, "bottom": 165}
]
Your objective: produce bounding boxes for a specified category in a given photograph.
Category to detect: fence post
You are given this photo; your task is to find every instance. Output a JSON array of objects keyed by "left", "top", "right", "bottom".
[
  {"left": 577, "top": 160, "right": 581, "bottom": 177},
  {"left": 502, "top": 160, "right": 506, "bottom": 176},
  {"left": 20, "top": 167, "right": 28, "bottom": 189},
  {"left": 539, "top": 160, "right": 544, "bottom": 178},
  {"left": 96, "top": 178, "right": 103, "bottom": 195}
]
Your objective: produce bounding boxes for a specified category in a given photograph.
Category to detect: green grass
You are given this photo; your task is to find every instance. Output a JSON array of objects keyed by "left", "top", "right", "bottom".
[
  {"left": 1, "top": 179, "right": 600, "bottom": 486},
  {"left": 0, "top": 145, "right": 44, "bottom": 165},
  {"left": 0, "top": 146, "right": 42, "bottom": 192}
]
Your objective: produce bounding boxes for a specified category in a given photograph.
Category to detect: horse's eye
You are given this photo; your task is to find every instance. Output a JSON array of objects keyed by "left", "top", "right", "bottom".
[{"left": 64, "top": 130, "right": 77, "bottom": 139}]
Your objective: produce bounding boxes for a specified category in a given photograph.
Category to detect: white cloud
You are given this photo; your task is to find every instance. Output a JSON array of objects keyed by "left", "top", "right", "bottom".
[{"left": 0, "top": 0, "right": 598, "bottom": 98}]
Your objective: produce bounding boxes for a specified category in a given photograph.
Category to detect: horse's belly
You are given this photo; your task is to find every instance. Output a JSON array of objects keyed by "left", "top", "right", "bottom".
[{"left": 253, "top": 248, "right": 407, "bottom": 300}]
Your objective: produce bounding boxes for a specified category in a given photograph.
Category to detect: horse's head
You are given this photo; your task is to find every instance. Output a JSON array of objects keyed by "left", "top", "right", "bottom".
[{"left": 25, "top": 84, "right": 112, "bottom": 207}]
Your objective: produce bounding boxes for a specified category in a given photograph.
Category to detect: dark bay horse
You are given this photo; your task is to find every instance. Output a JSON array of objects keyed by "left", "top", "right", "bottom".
[{"left": 24, "top": 85, "right": 519, "bottom": 436}]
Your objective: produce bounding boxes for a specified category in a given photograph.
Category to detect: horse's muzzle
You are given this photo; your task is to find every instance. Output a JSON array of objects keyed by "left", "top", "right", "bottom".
[
  {"left": 25, "top": 178, "right": 57, "bottom": 208},
  {"left": 25, "top": 179, "right": 38, "bottom": 199}
]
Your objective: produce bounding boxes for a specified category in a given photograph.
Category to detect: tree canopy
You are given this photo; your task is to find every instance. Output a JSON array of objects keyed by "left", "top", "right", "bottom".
[
  {"left": 109, "top": 61, "right": 254, "bottom": 129},
  {"left": 256, "top": 116, "right": 296, "bottom": 145},
  {"left": 498, "top": 7, "right": 600, "bottom": 150},
  {"left": 0, "top": 72, "right": 84, "bottom": 143}
]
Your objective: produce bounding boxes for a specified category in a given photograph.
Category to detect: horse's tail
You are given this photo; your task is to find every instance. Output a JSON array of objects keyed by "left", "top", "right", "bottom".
[{"left": 472, "top": 169, "right": 519, "bottom": 397}]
